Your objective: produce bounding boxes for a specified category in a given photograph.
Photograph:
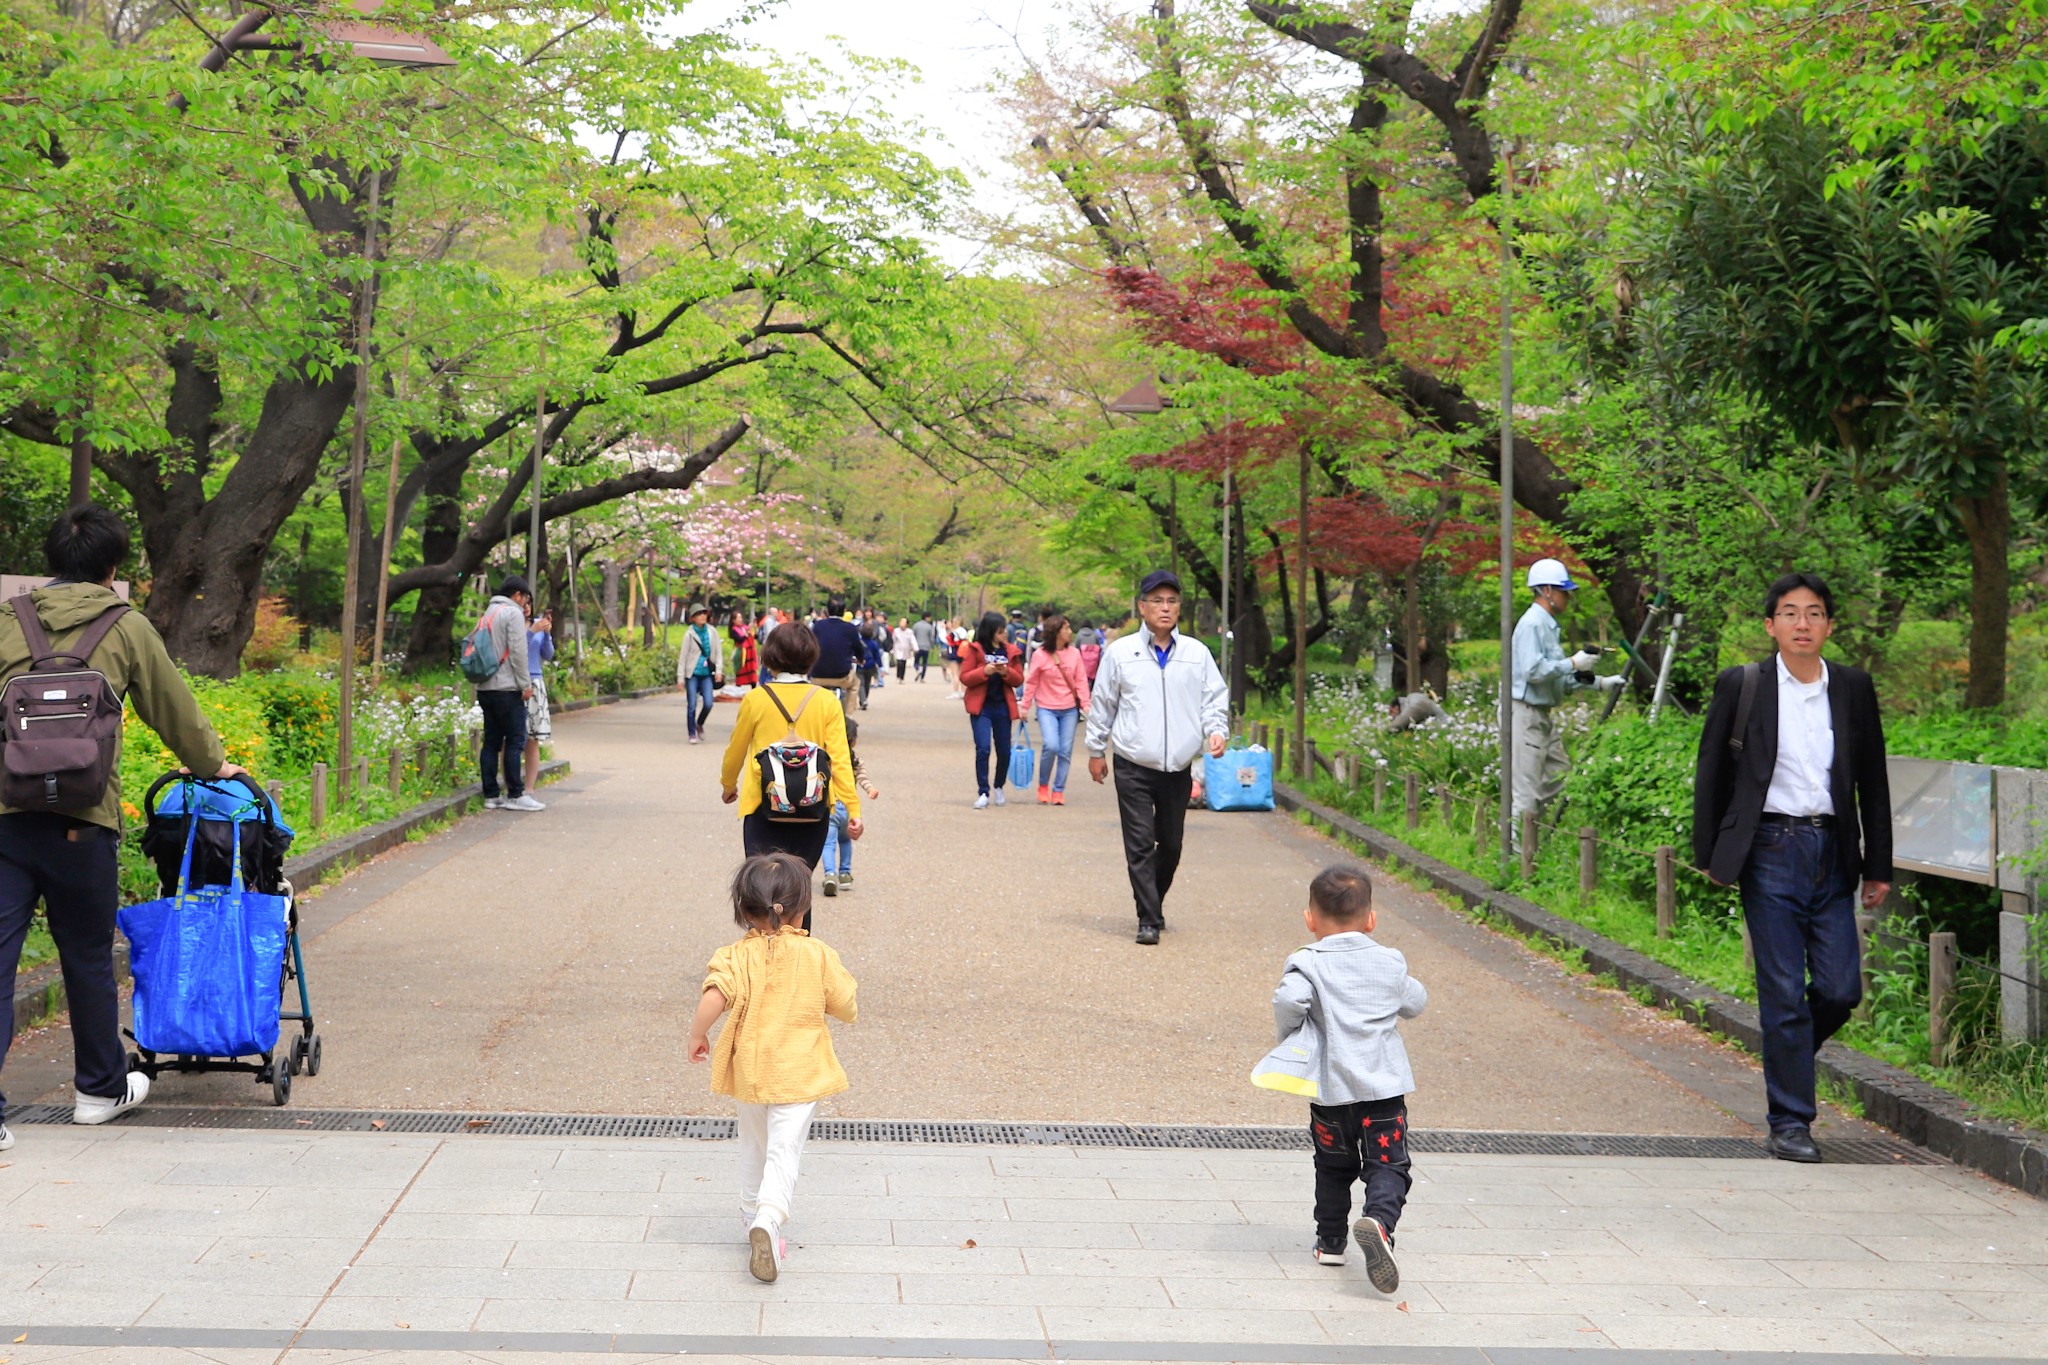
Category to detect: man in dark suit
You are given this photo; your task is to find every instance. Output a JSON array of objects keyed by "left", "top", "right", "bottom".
[{"left": 1694, "top": 572, "right": 1891, "bottom": 1163}]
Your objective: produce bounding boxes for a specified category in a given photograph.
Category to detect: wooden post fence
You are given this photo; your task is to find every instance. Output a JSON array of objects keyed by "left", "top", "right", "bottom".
[
  {"left": 1373, "top": 767, "right": 1387, "bottom": 814},
  {"left": 1304, "top": 738, "right": 1318, "bottom": 781},
  {"left": 309, "top": 762, "right": 327, "bottom": 830},
  {"left": 415, "top": 740, "right": 430, "bottom": 788},
  {"left": 445, "top": 730, "right": 459, "bottom": 780},
  {"left": 1472, "top": 795, "right": 1488, "bottom": 859},
  {"left": 1437, "top": 785, "right": 1453, "bottom": 829},
  {"left": 1404, "top": 773, "right": 1420, "bottom": 830},
  {"left": 355, "top": 755, "right": 370, "bottom": 800},
  {"left": 1578, "top": 827, "right": 1598, "bottom": 897},
  {"left": 1519, "top": 814, "right": 1537, "bottom": 880},
  {"left": 387, "top": 747, "right": 403, "bottom": 796},
  {"left": 1655, "top": 846, "right": 1676, "bottom": 938},
  {"left": 1929, "top": 930, "right": 1958, "bottom": 1067}
]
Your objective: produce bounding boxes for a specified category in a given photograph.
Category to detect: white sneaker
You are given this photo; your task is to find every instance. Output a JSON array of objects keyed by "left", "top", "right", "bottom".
[
  {"left": 483, "top": 796, "right": 506, "bottom": 809},
  {"left": 0, "top": 1122, "right": 14, "bottom": 1151},
  {"left": 748, "top": 1219, "right": 786, "bottom": 1283},
  {"left": 74, "top": 1071, "right": 149, "bottom": 1125},
  {"left": 973, "top": 793, "right": 990, "bottom": 810},
  {"left": 503, "top": 794, "right": 546, "bottom": 812},
  {"left": 992, "top": 789, "right": 1007, "bottom": 807}
]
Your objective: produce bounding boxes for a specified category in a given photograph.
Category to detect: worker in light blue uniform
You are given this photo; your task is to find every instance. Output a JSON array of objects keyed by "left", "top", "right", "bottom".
[{"left": 1510, "top": 559, "right": 1622, "bottom": 835}]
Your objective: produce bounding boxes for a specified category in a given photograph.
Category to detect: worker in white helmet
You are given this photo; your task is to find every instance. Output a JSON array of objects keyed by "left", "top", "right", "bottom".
[{"left": 1510, "top": 559, "right": 1623, "bottom": 838}]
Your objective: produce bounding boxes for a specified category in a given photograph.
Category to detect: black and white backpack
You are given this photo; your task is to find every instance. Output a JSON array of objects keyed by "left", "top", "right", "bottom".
[{"left": 756, "top": 685, "right": 831, "bottom": 822}]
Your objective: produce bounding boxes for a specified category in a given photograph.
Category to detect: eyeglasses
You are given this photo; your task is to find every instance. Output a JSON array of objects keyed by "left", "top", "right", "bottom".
[
  {"left": 1139, "top": 595, "right": 1182, "bottom": 607},
  {"left": 1772, "top": 609, "right": 1830, "bottom": 625}
]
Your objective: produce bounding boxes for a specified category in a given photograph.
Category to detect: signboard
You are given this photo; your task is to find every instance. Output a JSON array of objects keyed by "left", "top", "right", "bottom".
[
  {"left": 0, "top": 575, "right": 129, "bottom": 602},
  {"left": 1889, "top": 756, "right": 1996, "bottom": 885}
]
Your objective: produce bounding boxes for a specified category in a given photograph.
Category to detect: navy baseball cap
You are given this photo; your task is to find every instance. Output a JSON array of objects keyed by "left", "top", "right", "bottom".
[{"left": 1138, "top": 569, "right": 1183, "bottom": 597}]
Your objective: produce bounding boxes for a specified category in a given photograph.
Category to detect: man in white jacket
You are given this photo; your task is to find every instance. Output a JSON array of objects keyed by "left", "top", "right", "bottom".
[{"left": 1086, "top": 570, "right": 1229, "bottom": 945}]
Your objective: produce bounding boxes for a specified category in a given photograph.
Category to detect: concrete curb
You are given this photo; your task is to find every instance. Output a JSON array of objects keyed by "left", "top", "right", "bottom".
[
  {"left": 551, "top": 684, "right": 667, "bottom": 714},
  {"left": 11, "top": 759, "right": 571, "bottom": 1036},
  {"left": 1274, "top": 780, "right": 2048, "bottom": 1198}
]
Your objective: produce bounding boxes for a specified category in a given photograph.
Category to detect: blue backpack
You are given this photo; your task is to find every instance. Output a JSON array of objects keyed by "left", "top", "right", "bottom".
[{"left": 459, "top": 606, "right": 508, "bottom": 683}]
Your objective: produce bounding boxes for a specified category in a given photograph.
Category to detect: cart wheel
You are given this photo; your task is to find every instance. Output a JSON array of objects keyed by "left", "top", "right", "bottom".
[
  {"left": 306, "top": 1034, "right": 323, "bottom": 1077},
  {"left": 270, "top": 1057, "right": 291, "bottom": 1107},
  {"left": 288, "top": 1035, "right": 307, "bottom": 1076},
  {"left": 126, "top": 1050, "right": 145, "bottom": 1077}
]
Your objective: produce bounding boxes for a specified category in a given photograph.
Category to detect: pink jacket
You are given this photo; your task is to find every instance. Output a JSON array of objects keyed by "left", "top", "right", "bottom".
[{"left": 1023, "top": 645, "right": 1092, "bottom": 713}]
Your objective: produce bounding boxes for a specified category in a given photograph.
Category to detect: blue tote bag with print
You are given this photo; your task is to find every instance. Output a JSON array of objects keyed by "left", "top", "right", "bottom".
[
  {"left": 1009, "top": 726, "right": 1036, "bottom": 789},
  {"left": 1204, "top": 746, "right": 1275, "bottom": 811},
  {"left": 118, "top": 817, "right": 289, "bottom": 1058}
]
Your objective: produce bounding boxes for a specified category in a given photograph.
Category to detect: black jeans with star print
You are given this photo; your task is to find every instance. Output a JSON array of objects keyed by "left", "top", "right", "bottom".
[{"left": 1309, "top": 1096, "right": 1412, "bottom": 1243}]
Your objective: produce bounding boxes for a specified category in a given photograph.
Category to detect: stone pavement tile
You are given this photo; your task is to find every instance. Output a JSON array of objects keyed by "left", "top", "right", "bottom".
[
  {"left": 1128, "top": 1221, "right": 1298, "bottom": 1252},
  {"left": 1159, "top": 1274, "right": 1415, "bottom": 1312},
  {"left": 647, "top": 1214, "right": 891, "bottom": 1246},
  {"left": 3, "top": 1180, "right": 267, "bottom": 1226},
  {"left": 158, "top": 1159, "right": 416, "bottom": 1191},
  {"left": 1109, "top": 1178, "right": 1298, "bottom": 1202},
  {"left": 0, "top": 1288, "right": 161, "bottom": 1324},
  {"left": 1768, "top": 1256, "right": 2048, "bottom": 1291},
  {"left": 1523, "top": 1253, "right": 1799, "bottom": 1287},
  {"left": 898, "top": 1271, "right": 1171, "bottom": 1307},
  {"left": 1946, "top": 1288, "right": 2048, "bottom": 1321},
  {"left": 1767, "top": 1181, "right": 2022, "bottom": 1217},
  {"left": 1539, "top": 1180, "right": 1795, "bottom": 1212},
  {"left": 784, "top": 1193, "right": 1017, "bottom": 1222},
  {"left": 197, "top": 1234, "right": 366, "bottom": 1268},
  {"left": 1693, "top": 1284, "right": 1989, "bottom": 1321},
  {"left": 1393, "top": 1227, "right": 1634, "bottom": 1257},
  {"left": 35, "top": 1256, "right": 339, "bottom": 1298},
  {"left": 1241, "top": 1199, "right": 1488, "bottom": 1230},
  {"left": 1594, "top": 1313, "right": 1904, "bottom": 1352},
  {"left": 1692, "top": 1207, "right": 1956, "bottom": 1237},
  {"left": 132, "top": 1290, "right": 321, "bottom": 1329},
  {"left": 890, "top": 1218, "right": 1139, "bottom": 1249},
  {"left": 472, "top": 1297, "right": 761, "bottom": 1334},
  {"left": 304, "top": 1295, "right": 487, "bottom": 1331},
  {"left": 1292, "top": 1253, "right": 1545, "bottom": 1284},
  {"left": 1852, "top": 1232, "right": 2047, "bottom": 1264},
  {"left": 11, "top": 1231, "right": 218, "bottom": 1274},
  {"left": 1868, "top": 1318, "right": 2048, "bottom": 1357},
  {"left": 1610, "top": 1227, "right": 1883, "bottom": 1260},
  {"left": 1463, "top": 1203, "right": 1726, "bottom": 1232},
  {"left": 8, "top": 1350, "right": 281, "bottom": 1365},
  {"left": 805, "top": 1149, "right": 999, "bottom": 1175},
  {"left": 759, "top": 1303, "right": 1044, "bottom": 1337},
  {"left": 1926, "top": 1212, "right": 2048, "bottom": 1243},
  {"left": 335, "top": 1265, "right": 632, "bottom": 1300},
  {"left": 1424, "top": 1280, "right": 1714, "bottom": 1318},
  {"left": 394, "top": 1187, "right": 542, "bottom": 1216},
  {"left": 629, "top": 1269, "right": 900, "bottom": 1303},
  {"left": 1028, "top": 1247, "right": 1290, "bottom": 1279},
  {"left": 990, "top": 1153, "right": 1214, "bottom": 1179},
  {"left": 1318, "top": 1309, "right": 1604, "bottom": 1348},
  {"left": 348, "top": 1237, "right": 515, "bottom": 1269},
  {"left": 528, "top": 1189, "right": 729, "bottom": 1217},
  {"left": 1037, "top": 1304, "right": 1332, "bottom": 1344},
  {"left": 376, "top": 1211, "right": 649, "bottom": 1243},
  {"left": 886, "top": 1174, "right": 1117, "bottom": 1199},
  {"left": 1003, "top": 1196, "right": 1246, "bottom": 1225}
]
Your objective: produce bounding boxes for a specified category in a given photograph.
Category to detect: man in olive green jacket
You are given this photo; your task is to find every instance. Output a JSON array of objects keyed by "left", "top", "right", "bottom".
[{"left": 0, "top": 507, "right": 239, "bottom": 1147}]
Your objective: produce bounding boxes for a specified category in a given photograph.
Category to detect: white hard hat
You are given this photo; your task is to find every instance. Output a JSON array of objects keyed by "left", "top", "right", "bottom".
[{"left": 1527, "top": 558, "right": 1578, "bottom": 591}]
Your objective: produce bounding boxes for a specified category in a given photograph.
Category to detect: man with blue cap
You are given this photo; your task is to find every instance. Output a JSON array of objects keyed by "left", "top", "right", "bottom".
[{"left": 1510, "top": 559, "right": 1621, "bottom": 834}]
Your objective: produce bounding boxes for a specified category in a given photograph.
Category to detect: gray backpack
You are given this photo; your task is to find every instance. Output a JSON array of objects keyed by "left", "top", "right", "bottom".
[{"left": 2, "top": 595, "right": 130, "bottom": 811}]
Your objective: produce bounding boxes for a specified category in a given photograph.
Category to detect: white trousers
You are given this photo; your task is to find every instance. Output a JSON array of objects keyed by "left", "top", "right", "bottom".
[
  {"left": 738, "top": 1100, "right": 817, "bottom": 1230},
  {"left": 1510, "top": 700, "right": 1570, "bottom": 824}
]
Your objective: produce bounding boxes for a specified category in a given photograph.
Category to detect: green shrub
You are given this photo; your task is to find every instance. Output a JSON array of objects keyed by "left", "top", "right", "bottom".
[{"left": 246, "top": 670, "right": 338, "bottom": 771}]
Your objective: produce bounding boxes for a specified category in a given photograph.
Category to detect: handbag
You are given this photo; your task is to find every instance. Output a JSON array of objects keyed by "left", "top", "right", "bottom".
[
  {"left": 1205, "top": 745, "right": 1275, "bottom": 811},
  {"left": 756, "top": 685, "right": 832, "bottom": 822},
  {"left": 119, "top": 815, "right": 289, "bottom": 1059},
  {"left": 1009, "top": 727, "right": 1036, "bottom": 788}
]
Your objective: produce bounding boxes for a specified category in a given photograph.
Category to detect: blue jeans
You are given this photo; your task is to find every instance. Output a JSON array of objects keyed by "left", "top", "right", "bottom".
[
  {"left": 1739, "top": 819, "right": 1863, "bottom": 1131},
  {"left": 971, "top": 709, "right": 1012, "bottom": 795},
  {"left": 685, "top": 673, "right": 715, "bottom": 737},
  {"left": 1037, "top": 707, "right": 1078, "bottom": 791},
  {"left": 822, "top": 801, "right": 852, "bottom": 875}
]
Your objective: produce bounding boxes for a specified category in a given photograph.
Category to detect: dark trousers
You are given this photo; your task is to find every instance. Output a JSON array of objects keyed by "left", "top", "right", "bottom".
[
  {"left": 857, "top": 668, "right": 875, "bottom": 709},
  {"left": 915, "top": 649, "right": 930, "bottom": 681},
  {"left": 0, "top": 813, "right": 126, "bottom": 1108},
  {"left": 971, "top": 710, "right": 1013, "bottom": 795},
  {"left": 1113, "top": 757, "right": 1191, "bottom": 929},
  {"left": 1739, "top": 820, "right": 1863, "bottom": 1131},
  {"left": 743, "top": 810, "right": 831, "bottom": 932},
  {"left": 477, "top": 689, "right": 527, "bottom": 798},
  {"left": 1310, "top": 1097, "right": 1412, "bottom": 1241}
]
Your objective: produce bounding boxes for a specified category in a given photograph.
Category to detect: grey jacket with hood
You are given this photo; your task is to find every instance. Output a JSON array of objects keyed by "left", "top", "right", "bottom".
[
  {"left": 1261, "top": 932, "right": 1427, "bottom": 1104},
  {"left": 474, "top": 596, "right": 532, "bottom": 693}
]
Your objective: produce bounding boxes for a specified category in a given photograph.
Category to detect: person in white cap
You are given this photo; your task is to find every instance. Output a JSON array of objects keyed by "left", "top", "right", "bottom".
[{"left": 1509, "top": 559, "right": 1620, "bottom": 834}]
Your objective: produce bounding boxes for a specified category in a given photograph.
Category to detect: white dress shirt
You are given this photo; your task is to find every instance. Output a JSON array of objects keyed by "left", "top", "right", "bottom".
[{"left": 1764, "top": 655, "right": 1835, "bottom": 817}]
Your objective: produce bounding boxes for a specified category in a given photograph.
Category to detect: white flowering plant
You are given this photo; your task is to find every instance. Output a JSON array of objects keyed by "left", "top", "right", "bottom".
[{"left": 354, "top": 683, "right": 482, "bottom": 755}]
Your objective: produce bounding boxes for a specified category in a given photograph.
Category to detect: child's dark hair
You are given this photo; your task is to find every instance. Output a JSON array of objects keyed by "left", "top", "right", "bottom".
[
  {"left": 844, "top": 716, "right": 858, "bottom": 747},
  {"left": 731, "top": 852, "right": 812, "bottom": 929},
  {"left": 1309, "top": 866, "right": 1373, "bottom": 923}
]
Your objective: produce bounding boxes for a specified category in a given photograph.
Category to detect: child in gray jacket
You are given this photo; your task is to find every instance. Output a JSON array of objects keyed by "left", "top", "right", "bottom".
[{"left": 1254, "top": 866, "right": 1426, "bottom": 1292}]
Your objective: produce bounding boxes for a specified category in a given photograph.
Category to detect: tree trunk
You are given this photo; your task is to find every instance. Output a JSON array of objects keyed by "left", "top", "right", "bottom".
[
  {"left": 601, "top": 561, "right": 622, "bottom": 629},
  {"left": 402, "top": 451, "right": 470, "bottom": 674},
  {"left": 1956, "top": 468, "right": 2010, "bottom": 710},
  {"left": 1402, "top": 564, "right": 1421, "bottom": 696}
]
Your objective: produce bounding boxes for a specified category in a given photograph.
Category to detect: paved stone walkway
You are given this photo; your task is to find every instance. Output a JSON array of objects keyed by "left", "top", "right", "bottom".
[
  {"left": 17, "top": 681, "right": 1823, "bottom": 1134},
  {"left": 1, "top": 1124, "right": 2045, "bottom": 1362}
]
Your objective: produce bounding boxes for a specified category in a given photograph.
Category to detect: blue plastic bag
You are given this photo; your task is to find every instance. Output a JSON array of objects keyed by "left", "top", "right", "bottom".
[
  {"left": 1205, "top": 747, "right": 1275, "bottom": 811},
  {"left": 1009, "top": 732, "right": 1036, "bottom": 789},
  {"left": 119, "top": 818, "right": 288, "bottom": 1059}
]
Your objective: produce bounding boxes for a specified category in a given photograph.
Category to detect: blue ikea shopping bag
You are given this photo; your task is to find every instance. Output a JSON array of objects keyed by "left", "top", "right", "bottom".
[
  {"left": 1205, "top": 746, "right": 1275, "bottom": 811},
  {"left": 119, "top": 817, "right": 288, "bottom": 1059},
  {"left": 1009, "top": 729, "right": 1036, "bottom": 789}
]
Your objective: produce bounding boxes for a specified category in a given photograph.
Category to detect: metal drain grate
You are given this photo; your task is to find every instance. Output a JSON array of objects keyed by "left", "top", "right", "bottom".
[{"left": 1, "top": 1104, "right": 1939, "bottom": 1162}]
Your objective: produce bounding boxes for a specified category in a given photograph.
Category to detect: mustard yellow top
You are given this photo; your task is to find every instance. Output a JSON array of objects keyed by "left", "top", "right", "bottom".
[
  {"left": 719, "top": 680, "right": 860, "bottom": 820},
  {"left": 704, "top": 927, "right": 858, "bottom": 1105}
]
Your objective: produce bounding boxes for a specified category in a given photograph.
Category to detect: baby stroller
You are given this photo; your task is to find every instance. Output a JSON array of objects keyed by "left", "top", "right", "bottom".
[{"left": 122, "top": 771, "right": 322, "bottom": 1105}]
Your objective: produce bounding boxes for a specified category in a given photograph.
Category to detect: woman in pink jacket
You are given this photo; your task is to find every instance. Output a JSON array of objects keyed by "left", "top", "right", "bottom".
[{"left": 1022, "top": 614, "right": 1092, "bottom": 805}]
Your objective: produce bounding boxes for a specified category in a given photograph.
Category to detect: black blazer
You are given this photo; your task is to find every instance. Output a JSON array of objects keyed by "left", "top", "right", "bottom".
[{"left": 1692, "top": 655, "right": 1893, "bottom": 887}]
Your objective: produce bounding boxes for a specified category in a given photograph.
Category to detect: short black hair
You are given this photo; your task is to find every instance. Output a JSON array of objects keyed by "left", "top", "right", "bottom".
[
  {"left": 844, "top": 716, "right": 859, "bottom": 747},
  {"left": 1309, "top": 866, "right": 1373, "bottom": 923},
  {"left": 826, "top": 597, "right": 846, "bottom": 615},
  {"left": 760, "top": 620, "right": 820, "bottom": 675},
  {"left": 730, "top": 852, "right": 812, "bottom": 929},
  {"left": 497, "top": 575, "right": 532, "bottom": 599},
  {"left": 1763, "top": 572, "right": 1834, "bottom": 619},
  {"left": 44, "top": 506, "right": 130, "bottom": 583}
]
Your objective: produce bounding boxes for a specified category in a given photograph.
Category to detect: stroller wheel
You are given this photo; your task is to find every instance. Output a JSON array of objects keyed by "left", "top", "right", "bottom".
[
  {"left": 306, "top": 1034, "right": 323, "bottom": 1077},
  {"left": 288, "top": 1035, "right": 307, "bottom": 1076},
  {"left": 270, "top": 1056, "right": 292, "bottom": 1106},
  {"left": 126, "top": 1050, "right": 145, "bottom": 1077}
]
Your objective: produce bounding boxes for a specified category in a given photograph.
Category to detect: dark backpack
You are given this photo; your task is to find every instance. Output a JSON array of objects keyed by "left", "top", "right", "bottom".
[
  {"left": 756, "top": 684, "right": 832, "bottom": 822},
  {"left": 1, "top": 594, "right": 130, "bottom": 812}
]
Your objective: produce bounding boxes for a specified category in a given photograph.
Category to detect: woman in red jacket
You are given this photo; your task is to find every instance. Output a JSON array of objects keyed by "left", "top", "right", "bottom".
[
  {"left": 727, "top": 612, "right": 760, "bottom": 689},
  {"left": 959, "top": 611, "right": 1023, "bottom": 809}
]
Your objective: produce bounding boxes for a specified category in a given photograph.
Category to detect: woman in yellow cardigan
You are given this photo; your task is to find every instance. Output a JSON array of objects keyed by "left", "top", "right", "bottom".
[{"left": 720, "top": 622, "right": 861, "bottom": 919}]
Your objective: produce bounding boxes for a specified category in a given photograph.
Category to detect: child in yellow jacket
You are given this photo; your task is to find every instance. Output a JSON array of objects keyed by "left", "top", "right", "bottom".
[{"left": 690, "top": 852, "right": 858, "bottom": 1283}]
